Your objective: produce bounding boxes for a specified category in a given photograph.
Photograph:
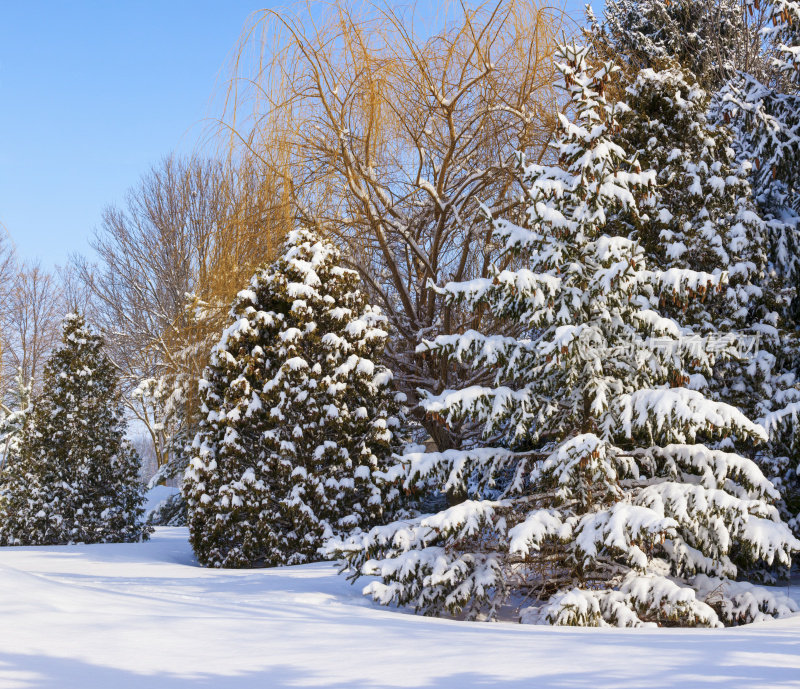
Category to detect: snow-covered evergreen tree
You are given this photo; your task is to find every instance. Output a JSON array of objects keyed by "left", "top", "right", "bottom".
[
  {"left": 614, "top": 67, "right": 800, "bottom": 528},
  {"left": 596, "top": 0, "right": 800, "bottom": 543},
  {"left": 600, "top": 0, "right": 751, "bottom": 88},
  {"left": 616, "top": 66, "right": 771, "bottom": 330},
  {"left": 327, "top": 44, "right": 800, "bottom": 627},
  {"left": 713, "top": 0, "right": 800, "bottom": 535},
  {"left": 183, "top": 228, "right": 407, "bottom": 568},
  {"left": 716, "top": 1, "right": 800, "bottom": 266},
  {"left": 0, "top": 314, "right": 149, "bottom": 545},
  {"left": 145, "top": 491, "right": 187, "bottom": 527}
]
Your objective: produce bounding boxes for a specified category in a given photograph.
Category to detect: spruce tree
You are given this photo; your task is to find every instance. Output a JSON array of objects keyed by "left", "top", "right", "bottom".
[
  {"left": 615, "top": 66, "right": 772, "bottom": 331},
  {"left": 614, "top": 66, "right": 794, "bottom": 508},
  {"left": 714, "top": 0, "right": 800, "bottom": 536},
  {"left": 599, "top": 0, "right": 800, "bottom": 543},
  {"left": 327, "top": 44, "right": 800, "bottom": 627},
  {"left": 0, "top": 314, "right": 148, "bottom": 545},
  {"left": 183, "top": 228, "right": 406, "bottom": 568},
  {"left": 600, "top": 0, "right": 750, "bottom": 89},
  {"left": 718, "top": 0, "right": 800, "bottom": 220}
]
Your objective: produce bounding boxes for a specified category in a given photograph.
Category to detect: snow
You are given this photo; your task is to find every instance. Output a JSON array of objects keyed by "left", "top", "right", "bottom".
[
  {"left": 0, "top": 528, "right": 797, "bottom": 688},
  {"left": 508, "top": 509, "right": 567, "bottom": 556},
  {"left": 619, "top": 388, "right": 768, "bottom": 442}
]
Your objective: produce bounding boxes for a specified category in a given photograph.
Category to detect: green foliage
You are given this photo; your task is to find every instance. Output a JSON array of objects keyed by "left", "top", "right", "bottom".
[
  {"left": 0, "top": 314, "right": 149, "bottom": 545},
  {"left": 184, "top": 229, "right": 407, "bottom": 568},
  {"left": 326, "top": 44, "right": 799, "bottom": 627}
]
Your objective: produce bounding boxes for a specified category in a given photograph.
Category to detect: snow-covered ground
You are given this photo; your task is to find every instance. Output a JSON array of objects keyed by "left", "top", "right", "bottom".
[{"left": 0, "top": 528, "right": 797, "bottom": 689}]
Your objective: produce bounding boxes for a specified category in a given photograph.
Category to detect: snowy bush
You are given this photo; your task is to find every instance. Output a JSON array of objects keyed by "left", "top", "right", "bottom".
[{"left": 183, "top": 228, "right": 408, "bottom": 568}]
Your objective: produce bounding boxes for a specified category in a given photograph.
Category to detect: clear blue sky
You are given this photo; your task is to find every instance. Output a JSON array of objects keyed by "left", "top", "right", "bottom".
[
  {"left": 0, "top": 1, "right": 589, "bottom": 269},
  {"left": 0, "top": 0, "right": 280, "bottom": 267}
]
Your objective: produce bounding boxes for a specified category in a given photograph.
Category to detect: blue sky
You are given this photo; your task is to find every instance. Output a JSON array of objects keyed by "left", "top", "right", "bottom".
[
  {"left": 0, "top": 0, "right": 279, "bottom": 267},
  {"left": 0, "top": 1, "right": 588, "bottom": 269}
]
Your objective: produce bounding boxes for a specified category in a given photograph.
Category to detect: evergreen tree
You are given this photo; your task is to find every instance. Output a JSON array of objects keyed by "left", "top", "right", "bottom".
[
  {"left": 713, "top": 0, "right": 800, "bottom": 283},
  {"left": 613, "top": 67, "right": 800, "bottom": 539},
  {"left": 145, "top": 491, "right": 187, "bottom": 527},
  {"left": 718, "top": 0, "right": 800, "bottom": 220},
  {"left": 600, "top": 0, "right": 751, "bottom": 88},
  {"left": 715, "top": 0, "right": 800, "bottom": 535},
  {"left": 616, "top": 66, "right": 771, "bottom": 333},
  {"left": 0, "top": 314, "right": 149, "bottom": 545},
  {"left": 183, "top": 228, "right": 407, "bottom": 568},
  {"left": 599, "top": 0, "right": 800, "bottom": 543},
  {"left": 327, "top": 44, "right": 799, "bottom": 627}
]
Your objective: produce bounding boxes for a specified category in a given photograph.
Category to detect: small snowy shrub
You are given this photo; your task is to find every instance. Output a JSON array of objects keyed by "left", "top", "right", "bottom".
[
  {"left": 0, "top": 314, "right": 149, "bottom": 545},
  {"left": 183, "top": 228, "right": 407, "bottom": 568}
]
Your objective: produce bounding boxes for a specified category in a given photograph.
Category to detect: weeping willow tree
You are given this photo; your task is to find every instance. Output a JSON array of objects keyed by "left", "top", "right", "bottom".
[{"left": 214, "top": 0, "right": 570, "bottom": 451}]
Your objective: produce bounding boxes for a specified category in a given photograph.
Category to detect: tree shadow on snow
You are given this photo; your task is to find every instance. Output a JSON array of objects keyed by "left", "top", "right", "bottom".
[
  {"left": 0, "top": 653, "right": 396, "bottom": 689},
  {"left": 0, "top": 626, "right": 797, "bottom": 689}
]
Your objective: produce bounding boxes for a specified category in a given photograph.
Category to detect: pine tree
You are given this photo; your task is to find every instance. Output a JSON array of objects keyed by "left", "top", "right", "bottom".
[
  {"left": 617, "top": 68, "right": 760, "bottom": 267},
  {"left": 598, "top": 0, "right": 800, "bottom": 545},
  {"left": 0, "top": 314, "right": 149, "bottom": 545},
  {"left": 327, "top": 44, "right": 800, "bottom": 627},
  {"left": 714, "top": 0, "right": 800, "bottom": 536},
  {"left": 715, "top": 0, "right": 800, "bottom": 276},
  {"left": 183, "top": 228, "right": 407, "bottom": 568},
  {"left": 613, "top": 66, "right": 798, "bottom": 533},
  {"left": 616, "top": 65, "right": 771, "bottom": 333},
  {"left": 600, "top": 0, "right": 751, "bottom": 88}
]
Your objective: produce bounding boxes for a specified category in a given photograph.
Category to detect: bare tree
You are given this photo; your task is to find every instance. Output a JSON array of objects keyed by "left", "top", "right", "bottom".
[
  {"left": 58, "top": 262, "right": 97, "bottom": 320},
  {"left": 0, "top": 227, "right": 18, "bottom": 412},
  {"left": 217, "top": 0, "right": 567, "bottom": 449},
  {"left": 77, "top": 155, "right": 287, "bottom": 472},
  {"left": 1, "top": 261, "right": 63, "bottom": 400},
  {"left": 0, "top": 233, "right": 68, "bottom": 468}
]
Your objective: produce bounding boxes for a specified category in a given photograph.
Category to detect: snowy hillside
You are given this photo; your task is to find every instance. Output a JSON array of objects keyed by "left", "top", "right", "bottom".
[{"left": 0, "top": 528, "right": 797, "bottom": 689}]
